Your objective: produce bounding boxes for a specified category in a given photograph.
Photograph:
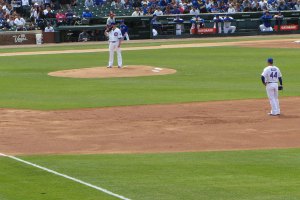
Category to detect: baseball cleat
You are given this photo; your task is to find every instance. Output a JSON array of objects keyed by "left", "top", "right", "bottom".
[
  {"left": 118, "top": 66, "right": 122, "bottom": 68},
  {"left": 107, "top": 66, "right": 112, "bottom": 68},
  {"left": 268, "top": 113, "right": 278, "bottom": 116}
]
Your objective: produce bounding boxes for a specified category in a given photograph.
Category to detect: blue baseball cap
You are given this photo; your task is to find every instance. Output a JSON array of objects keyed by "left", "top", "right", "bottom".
[
  {"left": 111, "top": 22, "right": 116, "bottom": 25},
  {"left": 267, "top": 58, "right": 273, "bottom": 63}
]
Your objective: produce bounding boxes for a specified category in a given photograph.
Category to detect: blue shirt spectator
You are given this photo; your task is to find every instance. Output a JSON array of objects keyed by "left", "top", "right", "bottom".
[
  {"left": 82, "top": 8, "right": 93, "bottom": 18},
  {"left": 171, "top": 5, "right": 181, "bottom": 14}
]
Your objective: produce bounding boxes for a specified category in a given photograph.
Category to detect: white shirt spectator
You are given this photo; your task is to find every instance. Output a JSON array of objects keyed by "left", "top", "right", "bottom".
[
  {"left": 44, "top": 0, "right": 51, "bottom": 5},
  {"left": 189, "top": 8, "right": 200, "bottom": 15},
  {"left": 141, "top": 0, "right": 148, "bottom": 5},
  {"left": 227, "top": 4, "right": 236, "bottom": 13},
  {"left": 153, "top": 9, "right": 163, "bottom": 16},
  {"left": 43, "top": 8, "right": 48, "bottom": 15},
  {"left": 32, "top": 0, "right": 43, "bottom": 5},
  {"left": 294, "top": 1, "right": 300, "bottom": 10},
  {"left": 205, "top": 1, "right": 213, "bottom": 11},
  {"left": 132, "top": 9, "right": 143, "bottom": 16},
  {"left": 22, "top": 0, "right": 30, "bottom": 6},
  {"left": 44, "top": 25, "right": 54, "bottom": 32},
  {"left": 14, "top": 17, "right": 25, "bottom": 26},
  {"left": 85, "top": 0, "right": 94, "bottom": 7}
]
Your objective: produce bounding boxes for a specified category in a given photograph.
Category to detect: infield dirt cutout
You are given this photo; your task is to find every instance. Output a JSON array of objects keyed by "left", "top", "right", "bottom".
[{"left": 1, "top": 37, "right": 300, "bottom": 156}]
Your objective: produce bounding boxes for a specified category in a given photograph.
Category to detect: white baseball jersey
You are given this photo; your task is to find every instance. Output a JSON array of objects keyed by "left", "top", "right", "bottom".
[
  {"left": 108, "top": 27, "right": 122, "bottom": 42},
  {"left": 261, "top": 65, "right": 282, "bottom": 83},
  {"left": 224, "top": 17, "right": 233, "bottom": 28}
]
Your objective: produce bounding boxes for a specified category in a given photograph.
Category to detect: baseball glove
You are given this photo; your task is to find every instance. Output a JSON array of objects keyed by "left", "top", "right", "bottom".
[{"left": 278, "top": 85, "right": 283, "bottom": 90}]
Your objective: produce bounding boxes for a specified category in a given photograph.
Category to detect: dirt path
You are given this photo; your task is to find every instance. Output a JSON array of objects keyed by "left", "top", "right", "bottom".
[{"left": 1, "top": 97, "right": 300, "bottom": 155}]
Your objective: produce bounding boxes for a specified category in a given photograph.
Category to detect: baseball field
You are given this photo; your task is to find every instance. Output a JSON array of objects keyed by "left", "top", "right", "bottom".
[{"left": 1, "top": 35, "right": 300, "bottom": 200}]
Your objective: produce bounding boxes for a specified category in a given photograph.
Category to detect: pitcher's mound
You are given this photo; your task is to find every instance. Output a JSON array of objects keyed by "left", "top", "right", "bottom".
[{"left": 48, "top": 65, "right": 177, "bottom": 78}]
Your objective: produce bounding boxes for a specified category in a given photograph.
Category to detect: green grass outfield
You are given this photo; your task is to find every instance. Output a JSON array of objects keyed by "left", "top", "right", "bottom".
[
  {"left": 0, "top": 44, "right": 300, "bottom": 110},
  {"left": 1, "top": 149, "right": 300, "bottom": 200},
  {"left": 1, "top": 37, "right": 300, "bottom": 200}
]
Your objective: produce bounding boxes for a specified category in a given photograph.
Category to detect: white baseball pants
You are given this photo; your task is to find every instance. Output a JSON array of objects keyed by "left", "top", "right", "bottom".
[
  {"left": 123, "top": 33, "right": 130, "bottom": 40},
  {"left": 108, "top": 41, "right": 122, "bottom": 67},
  {"left": 260, "top": 24, "right": 273, "bottom": 32},
  {"left": 266, "top": 83, "right": 280, "bottom": 115},
  {"left": 224, "top": 26, "right": 236, "bottom": 33}
]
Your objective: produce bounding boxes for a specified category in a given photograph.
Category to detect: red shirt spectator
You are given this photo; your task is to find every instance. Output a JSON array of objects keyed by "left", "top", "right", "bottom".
[{"left": 56, "top": 11, "right": 66, "bottom": 26}]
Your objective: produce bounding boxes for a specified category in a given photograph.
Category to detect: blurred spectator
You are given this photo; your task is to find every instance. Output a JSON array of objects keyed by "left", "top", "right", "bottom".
[
  {"left": 85, "top": 0, "right": 94, "bottom": 8},
  {"left": 153, "top": 6, "right": 163, "bottom": 15},
  {"left": 205, "top": 0, "right": 213, "bottom": 12},
  {"left": 190, "top": 5, "right": 200, "bottom": 14},
  {"left": 268, "top": 2, "right": 278, "bottom": 11},
  {"left": 251, "top": 2, "right": 262, "bottom": 11},
  {"left": 95, "top": 0, "right": 104, "bottom": 6},
  {"left": 30, "top": 4, "right": 39, "bottom": 23},
  {"left": 242, "top": 0, "right": 251, "bottom": 11},
  {"left": 259, "top": 10, "right": 273, "bottom": 31},
  {"left": 141, "top": 0, "right": 148, "bottom": 5},
  {"left": 56, "top": 10, "right": 66, "bottom": 26},
  {"left": 14, "top": 14, "right": 26, "bottom": 30},
  {"left": 142, "top": 2, "right": 148, "bottom": 14},
  {"left": 21, "top": 0, "right": 31, "bottom": 18},
  {"left": 123, "top": 0, "right": 132, "bottom": 9},
  {"left": 111, "top": 0, "right": 122, "bottom": 9},
  {"left": 65, "top": 9, "right": 74, "bottom": 25},
  {"left": 78, "top": 30, "right": 90, "bottom": 41},
  {"left": 164, "top": 5, "right": 172, "bottom": 14},
  {"left": 82, "top": 7, "right": 92, "bottom": 18},
  {"left": 44, "top": 23, "right": 54, "bottom": 32},
  {"left": 71, "top": 0, "right": 78, "bottom": 6},
  {"left": 7, "top": 15, "right": 15, "bottom": 29},
  {"left": 199, "top": 0, "right": 207, "bottom": 12},
  {"left": 132, "top": 0, "right": 142, "bottom": 8},
  {"left": 278, "top": 0, "right": 289, "bottom": 10},
  {"left": 44, "top": 0, "right": 51, "bottom": 7},
  {"left": 132, "top": 7, "right": 143, "bottom": 16},
  {"left": 227, "top": 4, "right": 236, "bottom": 13},
  {"left": 295, "top": 0, "right": 300, "bottom": 10},
  {"left": 171, "top": 4, "right": 181, "bottom": 14}
]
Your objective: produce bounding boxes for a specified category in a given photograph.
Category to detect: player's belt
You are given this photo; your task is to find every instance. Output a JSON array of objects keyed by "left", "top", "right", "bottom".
[
  {"left": 267, "top": 82, "right": 277, "bottom": 83},
  {"left": 110, "top": 41, "right": 116, "bottom": 43}
]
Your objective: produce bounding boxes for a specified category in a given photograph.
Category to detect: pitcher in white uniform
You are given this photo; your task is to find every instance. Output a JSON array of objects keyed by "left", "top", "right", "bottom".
[
  {"left": 261, "top": 58, "right": 283, "bottom": 116},
  {"left": 105, "top": 22, "right": 123, "bottom": 68}
]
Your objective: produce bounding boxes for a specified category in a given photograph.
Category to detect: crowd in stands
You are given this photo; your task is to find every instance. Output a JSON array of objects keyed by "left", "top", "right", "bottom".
[{"left": 0, "top": 0, "right": 300, "bottom": 31}]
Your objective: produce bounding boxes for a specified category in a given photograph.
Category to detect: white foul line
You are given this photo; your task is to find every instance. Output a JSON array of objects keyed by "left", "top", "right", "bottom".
[{"left": 0, "top": 153, "right": 131, "bottom": 200}]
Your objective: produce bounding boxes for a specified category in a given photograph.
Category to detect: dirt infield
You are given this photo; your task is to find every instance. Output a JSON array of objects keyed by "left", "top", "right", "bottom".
[
  {"left": 1, "top": 37, "right": 300, "bottom": 156},
  {"left": 1, "top": 97, "right": 300, "bottom": 155},
  {"left": 48, "top": 65, "right": 176, "bottom": 78}
]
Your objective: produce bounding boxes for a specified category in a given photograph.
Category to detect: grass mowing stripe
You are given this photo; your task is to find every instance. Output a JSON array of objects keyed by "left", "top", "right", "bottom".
[{"left": 0, "top": 153, "right": 131, "bottom": 200}]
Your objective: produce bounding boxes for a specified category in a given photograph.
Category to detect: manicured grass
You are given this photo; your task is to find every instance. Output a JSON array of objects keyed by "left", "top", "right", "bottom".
[
  {"left": 1, "top": 148, "right": 300, "bottom": 200},
  {"left": 0, "top": 34, "right": 299, "bottom": 53},
  {"left": 0, "top": 45, "right": 299, "bottom": 110}
]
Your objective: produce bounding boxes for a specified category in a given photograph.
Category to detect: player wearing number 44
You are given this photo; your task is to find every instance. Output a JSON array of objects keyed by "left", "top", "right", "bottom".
[{"left": 261, "top": 58, "right": 283, "bottom": 116}]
